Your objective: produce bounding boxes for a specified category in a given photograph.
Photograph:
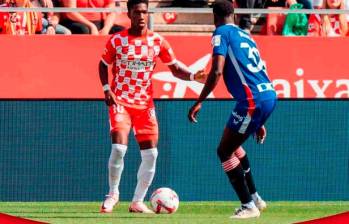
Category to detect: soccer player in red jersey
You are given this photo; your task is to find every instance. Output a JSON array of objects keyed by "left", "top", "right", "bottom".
[{"left": 98, "top": 0, "right": 205, "bottom": 214}]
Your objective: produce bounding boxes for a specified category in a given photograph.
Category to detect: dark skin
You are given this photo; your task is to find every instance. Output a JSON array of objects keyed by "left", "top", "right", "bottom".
[
  {"left": 188, "top": 13, "right": 266, "bottom": 149},
  {"left": 99, "top": 2, "right": 206, "bottom": 149}
]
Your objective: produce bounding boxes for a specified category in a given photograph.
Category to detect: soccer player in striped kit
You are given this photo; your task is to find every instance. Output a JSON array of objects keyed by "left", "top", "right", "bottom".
[
  {"left": 98, "top": 0, "right": 205, "bottom": 214},
  {"left": 188, "top": 0, "right": 277, "bottom": 219}
]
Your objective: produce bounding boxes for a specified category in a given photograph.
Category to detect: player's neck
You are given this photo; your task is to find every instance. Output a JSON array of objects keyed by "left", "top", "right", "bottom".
[
  {"left": 216, "top": 17, "right": 235, "bottom": 28},
  {"left": 128, "top": 27, "right": 148, "bottom": 37},
  {"left": 224, "top": 17, "right": 234, "bottom": 25}
]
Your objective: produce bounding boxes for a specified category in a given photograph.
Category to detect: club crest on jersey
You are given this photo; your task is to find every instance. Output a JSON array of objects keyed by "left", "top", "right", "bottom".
[{"left": 211, "top": 35, "right": 221, "bottom": 47}]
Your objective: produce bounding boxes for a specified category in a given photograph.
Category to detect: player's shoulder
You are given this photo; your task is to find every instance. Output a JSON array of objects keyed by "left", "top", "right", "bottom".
[
  {"left": 148, "top": 30, "right": 165, "bottom": 42},
  {"left": 214, "top": 24, "right": 238, "bottom": 35},
  {"left": 107, "top": 29, "right": 128, "bottom": 46},
  {"left": 110, "top": 29, "right": 128, "bottom": 39}
]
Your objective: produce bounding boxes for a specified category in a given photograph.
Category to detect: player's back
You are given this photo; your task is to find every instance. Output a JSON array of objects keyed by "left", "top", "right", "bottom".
[{"left": 212, "top": 24, "right": 276, "bottom": 102}]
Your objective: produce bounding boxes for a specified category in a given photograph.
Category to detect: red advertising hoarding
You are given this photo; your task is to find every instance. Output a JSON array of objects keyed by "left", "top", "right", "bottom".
[{"left": 0, "top": 35, "right": 348, "bottom": 99}]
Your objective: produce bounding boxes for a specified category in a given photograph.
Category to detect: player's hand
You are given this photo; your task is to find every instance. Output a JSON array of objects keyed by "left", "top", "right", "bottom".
[
  {"left": 104, "top": 90, "right": 117, "bottom": 106},
  {"left": 254, "top": 125, "right": 267, "bottom": 144},
  {"left": 194, "top": 70, "right": 207, "bottom": 84},
  {"left": 188, "top": 102, "right": 202, "bottom": 123}
]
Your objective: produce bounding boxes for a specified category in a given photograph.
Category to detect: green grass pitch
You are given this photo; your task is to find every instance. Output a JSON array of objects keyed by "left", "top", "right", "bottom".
[{"left": 1, "top": 201, "right": 348, "bottom": 224}]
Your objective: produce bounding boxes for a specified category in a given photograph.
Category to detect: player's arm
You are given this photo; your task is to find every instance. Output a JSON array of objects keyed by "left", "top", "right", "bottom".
[
  {"left": 99, "top": 61, "right": 109, "bottom": 87},
  {"left": 99, "top": 38, "right": 117, "bottom": 106},
  {"left": 167, "top": 62, "right": 206, "bottom": 83},
  {"left": 99, "top": 61, "right": 117, "bottom": 106},
  {"left": 188, "top": 55, "right": 225, "bottom": 123},
  {"left": 159, "top": 38, "right": 206, "bottom": 83}
]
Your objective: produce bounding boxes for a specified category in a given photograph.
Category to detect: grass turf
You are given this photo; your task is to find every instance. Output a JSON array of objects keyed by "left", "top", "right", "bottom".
[{"left": 0, "top": 201, "right": 349, "bottom": 224}]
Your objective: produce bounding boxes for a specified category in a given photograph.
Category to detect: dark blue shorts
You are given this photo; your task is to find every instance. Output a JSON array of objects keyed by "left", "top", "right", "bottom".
[{"left": 227, "top": 98, "right": 277, "bottom": 135}]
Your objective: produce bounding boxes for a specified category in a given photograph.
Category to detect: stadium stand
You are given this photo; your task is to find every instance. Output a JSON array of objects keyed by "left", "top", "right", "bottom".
[{"left": 117, "top": 0, "right": 214, "bottom": 34}]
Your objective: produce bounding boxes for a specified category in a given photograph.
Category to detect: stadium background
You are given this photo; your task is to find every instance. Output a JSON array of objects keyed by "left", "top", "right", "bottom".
[{"left": 0, "top": 35, "right": 348, "bottom": 202}]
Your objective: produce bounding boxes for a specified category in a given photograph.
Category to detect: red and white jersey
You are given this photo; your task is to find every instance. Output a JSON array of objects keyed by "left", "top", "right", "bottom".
[
  {"left": 308, "top": 14, "right": 342, "bottom": 37},
  {"left": 0, "top": 4, "right": 42, "bottom": 35},
  {"left": 328, "top": 15, "right": 341, "bottom": 36},
  {"left": 101, "top": 29, "right": 176, "bottom": 109},
  {"left": 308, "top": 14, "right": 321, "bottom": 37}
]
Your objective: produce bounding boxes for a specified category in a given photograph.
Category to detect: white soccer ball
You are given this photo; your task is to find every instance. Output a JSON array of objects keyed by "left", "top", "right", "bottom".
[{"left": 150, "top": 187, "right": 179, "bottom": 214}]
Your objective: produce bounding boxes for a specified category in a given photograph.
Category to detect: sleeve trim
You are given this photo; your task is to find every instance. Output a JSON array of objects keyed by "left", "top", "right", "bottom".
[{"left": 101, "top": 58, "right": 111, "bottom": 66}]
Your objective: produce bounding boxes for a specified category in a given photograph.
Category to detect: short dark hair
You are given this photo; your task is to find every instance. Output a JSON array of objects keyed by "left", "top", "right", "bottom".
[
  {"left": 127, "top": 0, "right": 149, "bottom": 11},
  {"left": 212, "top": 0, "right": 234, "bottom": 18}
]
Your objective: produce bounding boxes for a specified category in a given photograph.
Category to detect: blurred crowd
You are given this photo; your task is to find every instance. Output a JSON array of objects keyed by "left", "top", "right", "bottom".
[
  {"left": 0, "top": 0, "right": 348, "bottom": 36},
  {"left": 235, "top": 0, "right": 349, "bottom": 36},
  {"left": 0, "top": 0, "right": 127, "bottom": 34}
]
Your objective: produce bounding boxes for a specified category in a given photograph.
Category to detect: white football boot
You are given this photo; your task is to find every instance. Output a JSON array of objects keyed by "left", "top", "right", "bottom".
[
  {"left": 254, "top": 198, "right": 267, "bottom": 211},
  {"left": 230, "top": 206, "right": 260, "bottom": 219},
  {"left": 129, "top": 202, "right": 154, "bottom": 214},
  {"left": 100, "top": 194, "right": 119, "bottom": 213}
]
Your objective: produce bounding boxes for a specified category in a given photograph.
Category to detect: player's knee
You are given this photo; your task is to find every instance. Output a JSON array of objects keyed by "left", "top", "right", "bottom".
[
  {"left": 217, "top": 146, "right": 230, "bottom": 162},
  {"left": 234, "top": 147, "right": 246, "bottom": 159},
  {"left": 109, "top": 144, "right": 127, "bottom": 166}
]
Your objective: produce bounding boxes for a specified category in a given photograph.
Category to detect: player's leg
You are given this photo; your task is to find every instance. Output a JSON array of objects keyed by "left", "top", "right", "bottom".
[
  {"left": 235, "top": 147, "right": 267, "bottom": 211},
  {"left": 101, "top": 104, "right": 132, "bottom": 213},
  {"left": 217, "top": 127, "right": 260, "bottom": 219},
  {"left": 129, "top": 107, "right": 158, "bottom": 214}
]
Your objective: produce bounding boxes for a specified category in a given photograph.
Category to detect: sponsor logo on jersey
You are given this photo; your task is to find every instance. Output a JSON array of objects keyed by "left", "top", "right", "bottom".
[
  {"left": 232, "top": 111, "right": 245, "bottom": 124},
  {"left": 124, "top": 60, "right": 154, "bottom": 71},
  {"left": 212, "top": 35, "right": 221, "bottom": 47}
]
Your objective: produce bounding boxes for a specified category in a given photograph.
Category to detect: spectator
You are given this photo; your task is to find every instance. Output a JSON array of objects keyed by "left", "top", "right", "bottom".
[
  {"left": 60, "top": 0, "right": 124, "bottom": 34},
  {"left": 31, "top": 0, "right": 71, "bottom": 34},
  {"left": 0, "top": 0, "right": 42, "bottom": 34},
  {"left": 322, "top": 0, "right": 347, "bottom": 36},
  {"left": 232, "top": 0, "right": 312, "bottom": 33},
  {"left": 235, "top": 0, "right": 256, "bottom": 33},
  {"left": 172, "top": 0, "right": 208, "bottom": 7},
  {"left": 282, "top": 3, "right": 308, "bottom": 36},
  {"left": 308, "top": 0, "right": 347, "bottom": 36},
  {"left": 264, "top": 0, "right": 312, "bottom": 9},
  {"left": 313, "top": 0, "right": 323, "bottom": 8}
]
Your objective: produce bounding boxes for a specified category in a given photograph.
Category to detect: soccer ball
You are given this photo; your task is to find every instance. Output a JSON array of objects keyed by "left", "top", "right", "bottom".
[{"left": 150, "top": 187, "right": 179, "bottom": 214}]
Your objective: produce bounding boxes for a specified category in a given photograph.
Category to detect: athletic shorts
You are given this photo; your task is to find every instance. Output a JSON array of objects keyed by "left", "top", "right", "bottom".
[
  {"left": 227, "top": 98, "right": 276, "bottom": 135},
  {"left": 109, "top": 103, "right": 158, "bottom": 142}
]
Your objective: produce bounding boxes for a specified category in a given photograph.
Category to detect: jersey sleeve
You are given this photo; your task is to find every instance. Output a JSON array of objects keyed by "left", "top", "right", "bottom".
[
  {"left": 211, "top": 27, "right": 229, "bottom": 57},
  {"left": 159, "top": 38, "right": 176, "bottom": 65},
  {"left": 101, "top": 35, "right": 117, "bottom": 66}
]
